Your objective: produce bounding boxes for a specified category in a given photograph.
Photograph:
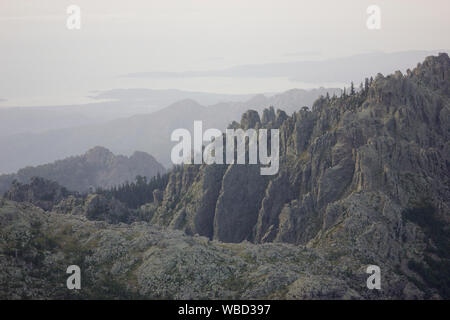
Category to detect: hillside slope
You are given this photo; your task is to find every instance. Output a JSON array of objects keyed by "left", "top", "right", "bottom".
[
  {"left": 0, "top": 147, "right": 166, "bottom": 194},
  {"left": 0, "top": 199, "right": 429, "bottom": 299}
]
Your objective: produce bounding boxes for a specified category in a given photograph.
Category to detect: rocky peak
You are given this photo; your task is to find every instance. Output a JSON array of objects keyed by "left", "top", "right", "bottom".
[
  {"left": 84, "top": 146, "right": 115, "bottom": 164},
  {"left": 261, "top": 106, "right": 276, "bottom": 124},
  {"left": 260, "top": 107, "right": 288, "bottom": 128},
  {"left": 240, "top": 109, "right": 261, "bottom": 129},
  {"left": 408, "top": 52, "right": 449, "bottom": 95}
]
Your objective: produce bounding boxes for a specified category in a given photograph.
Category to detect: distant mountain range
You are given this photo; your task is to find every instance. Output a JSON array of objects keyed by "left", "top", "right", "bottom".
[
  {"left": 0, "top": 146, "right": 165, "bottom": 194},
  {"left": 0, "top": 87, "right": 340, "bottom": 174},
  {"left": 0, "top": 89, "right": 256, "bottom": 138},
  {"left": 124, "top": 50, "right": 444, "bottom": 83}
]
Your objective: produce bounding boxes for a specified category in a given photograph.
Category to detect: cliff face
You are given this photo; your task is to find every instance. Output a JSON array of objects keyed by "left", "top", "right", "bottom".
[
  {"left": 0, "top": 147, "right": 166, "bottom": 194},
  {"left": 149, "top": 53, "right": 450, "bottom": 244},
  {"left": 141, "top": 54, "right": 450, "bottom": 298}
]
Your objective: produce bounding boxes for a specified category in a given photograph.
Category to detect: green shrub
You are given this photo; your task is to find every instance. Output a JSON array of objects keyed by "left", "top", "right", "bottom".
[{"left": 403, "top": 203, "right": 450, "bottom": 298}]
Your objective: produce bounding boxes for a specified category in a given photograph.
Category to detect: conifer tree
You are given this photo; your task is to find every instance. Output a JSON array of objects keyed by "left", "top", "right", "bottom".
[{"left": 364, "top": 78, "right": 370, "bottom": 93}]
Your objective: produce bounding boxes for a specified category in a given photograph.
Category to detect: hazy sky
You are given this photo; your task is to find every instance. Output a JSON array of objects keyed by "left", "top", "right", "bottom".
[{"left": 1, "top": 0, "right": 449, "bottom": 106}]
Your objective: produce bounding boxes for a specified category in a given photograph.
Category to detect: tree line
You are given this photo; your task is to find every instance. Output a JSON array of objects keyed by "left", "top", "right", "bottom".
[{"left": 96, "top": 173, "right": 170, "bottom": 209}]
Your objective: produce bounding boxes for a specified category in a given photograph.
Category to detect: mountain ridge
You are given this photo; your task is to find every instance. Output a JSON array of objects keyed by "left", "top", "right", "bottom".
[
  {"left": 146, "top": 53, "right": 450, "bottom": 244},
  {"left": 0, "top": 146, "right": 166, "bottom": 194}
]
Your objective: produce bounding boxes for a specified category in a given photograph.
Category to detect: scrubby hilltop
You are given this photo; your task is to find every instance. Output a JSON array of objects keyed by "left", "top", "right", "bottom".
[{"left": 0, "top": 198, "right": 433, "bottom": 299}]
